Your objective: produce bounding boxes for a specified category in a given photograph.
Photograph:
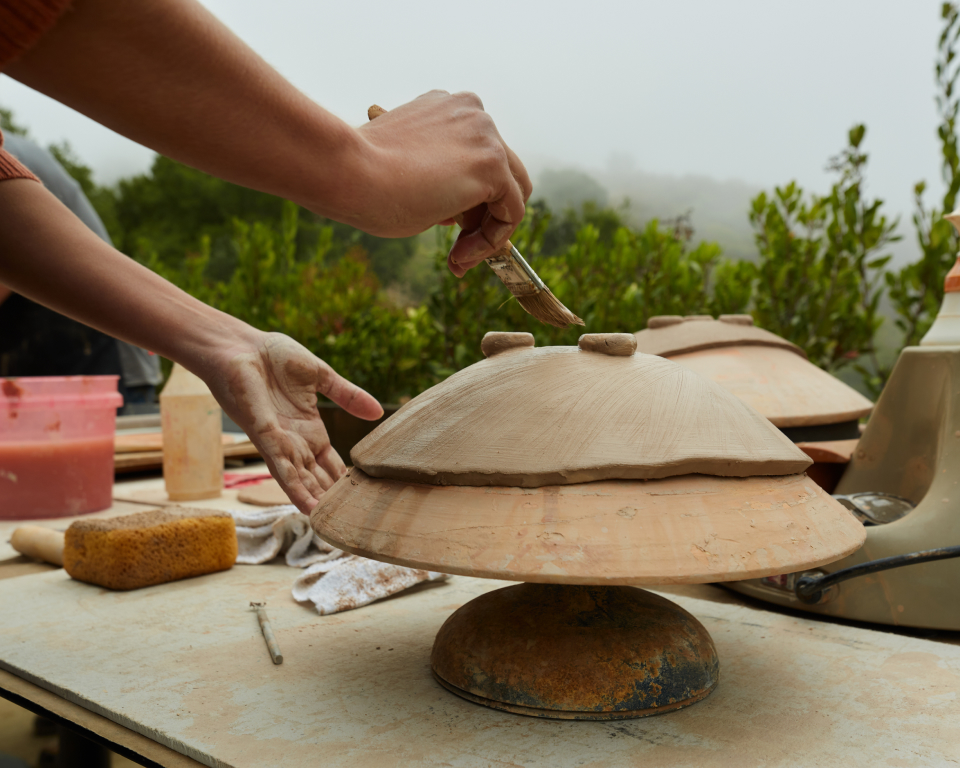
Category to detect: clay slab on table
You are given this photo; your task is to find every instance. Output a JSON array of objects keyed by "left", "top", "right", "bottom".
[{"left": 236, "top": 478, "right": 290, "bottom": 507}]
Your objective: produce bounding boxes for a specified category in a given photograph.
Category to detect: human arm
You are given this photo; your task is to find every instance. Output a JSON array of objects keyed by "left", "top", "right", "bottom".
[
  {"left": 5, "top": 0, "right": 532, "bottom": 269},
  {"left": 0, "top": 179, "right": 381, "bottom": 513}
]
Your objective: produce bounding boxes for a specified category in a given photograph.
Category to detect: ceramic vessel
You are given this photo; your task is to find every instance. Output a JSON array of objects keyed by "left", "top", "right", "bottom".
[{"left": 311, "top": 333, "right": 866, "bottom": 719}]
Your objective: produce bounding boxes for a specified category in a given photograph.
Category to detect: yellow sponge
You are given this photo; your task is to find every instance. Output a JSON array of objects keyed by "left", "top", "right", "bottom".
[{"left": 64, "top": 508, "right": 237, "bottom": 590}]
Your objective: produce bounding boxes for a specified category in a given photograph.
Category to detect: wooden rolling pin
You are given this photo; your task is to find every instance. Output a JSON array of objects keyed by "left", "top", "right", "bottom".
[{"left": 10, "top": 526, "right": 65, "bottom": 566}]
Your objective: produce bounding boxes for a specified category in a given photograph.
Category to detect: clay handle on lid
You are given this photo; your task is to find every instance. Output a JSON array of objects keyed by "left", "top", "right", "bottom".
[{"left": 578, "top": 333, "right": 637, "bottom": 356}]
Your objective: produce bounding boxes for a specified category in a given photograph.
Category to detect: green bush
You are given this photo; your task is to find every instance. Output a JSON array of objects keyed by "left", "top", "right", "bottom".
[
  {"left": 8, "top": 3, "right": 960, "bottom": 406},
  {"left": 143, "top": 196, "right": 751, "bottom": 402},
  {"left": 888, "top": 2, "right": 960, "bottom": 348},
  {"left": 745, "top": 125, "right": 897, "bottom": 395}
]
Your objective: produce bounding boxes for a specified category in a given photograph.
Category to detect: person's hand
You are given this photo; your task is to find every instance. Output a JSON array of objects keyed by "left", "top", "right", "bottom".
[
  {"left": 203, "top": 331, "right": 382, "bottom": 514},
  {"left": 352, "top": 90, "right": 533, "bottom": 277}
]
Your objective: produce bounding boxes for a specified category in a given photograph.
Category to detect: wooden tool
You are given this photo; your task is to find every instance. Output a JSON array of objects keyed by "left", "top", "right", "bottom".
[
  {"left": 250, "top": 602, "right": 283, "bottom": 664},
  {"left": 10, "top": 525, "right": 65, "bottom": 566},
  {"left": 367, "top": 104, "right": 583, "bottom": 329}
]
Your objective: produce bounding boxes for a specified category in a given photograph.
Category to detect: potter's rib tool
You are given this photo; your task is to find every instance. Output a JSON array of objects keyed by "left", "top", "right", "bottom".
[{"left": 367, "top": 104, "right": 584, "bottom": 329}]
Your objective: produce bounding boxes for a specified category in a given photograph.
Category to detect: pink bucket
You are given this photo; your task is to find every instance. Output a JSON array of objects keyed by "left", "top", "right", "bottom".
[{"left": 0, "top": 376, "right": 122, "bottom": 519}]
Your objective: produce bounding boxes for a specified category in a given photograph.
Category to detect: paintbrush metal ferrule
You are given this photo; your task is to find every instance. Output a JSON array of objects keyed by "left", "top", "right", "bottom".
[
  {"left": 484, "top": 244, "right": 542, "bottom": 298},
  {"left": 485, "top": 241, "right": 585, "bottom": 328},
  {"left": 508, "top": 245, "right": 547, "bottom": 292}
]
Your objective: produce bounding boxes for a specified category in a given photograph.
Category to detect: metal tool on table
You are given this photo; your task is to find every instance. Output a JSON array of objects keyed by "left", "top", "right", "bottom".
[
  {"left": 251, "top": 602, "right": 283, "bottom": 665},
  {"left": 729, "top": 210, "right": 960, "bottom": 630},
  {"left": 366, "top": 104, "right": 583, "bottom": 329}
]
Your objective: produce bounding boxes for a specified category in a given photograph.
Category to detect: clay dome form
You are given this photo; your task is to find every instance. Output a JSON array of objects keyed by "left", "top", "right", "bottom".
[
  {"left": 312, "top": 469, "right": 866, "bottom": 585},
  {"left": 351, "top": 332, "right": 812, "bottom": 487},
  {"left": 635, "top": 316, "right": 873, "bottom": 428}
]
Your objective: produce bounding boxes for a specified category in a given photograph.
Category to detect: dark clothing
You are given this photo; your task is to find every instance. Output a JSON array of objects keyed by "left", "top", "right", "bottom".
[
  {"left": 0, "top": 292, "right": 122, "bottom": 378},
  {"left": 0, "top": 136, "right": 162, "bottom": 401}
]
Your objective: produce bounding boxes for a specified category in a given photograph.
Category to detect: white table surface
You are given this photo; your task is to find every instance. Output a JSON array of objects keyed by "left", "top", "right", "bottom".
[{"left": 0, "top": 559, "right": 957, "bottom": 768}]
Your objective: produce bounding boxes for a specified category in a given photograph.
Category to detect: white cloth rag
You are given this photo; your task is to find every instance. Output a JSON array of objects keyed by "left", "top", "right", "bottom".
[
  {"left": 291, "top": 556, "right": 447, "bottom": 616},
  {"left": 230, "top": 506, "right": 342, "bottom": 567},
  {"left": 229, "top": 506, "right": 448, "bottom": 614}
]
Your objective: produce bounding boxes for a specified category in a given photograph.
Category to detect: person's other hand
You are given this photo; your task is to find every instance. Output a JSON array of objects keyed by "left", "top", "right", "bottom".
[
  {"left": 204, "top": 332, "right": 382, "bottom": 514},
  {"left": 352, "top": 90, "right": 533, "bottom": 277}
]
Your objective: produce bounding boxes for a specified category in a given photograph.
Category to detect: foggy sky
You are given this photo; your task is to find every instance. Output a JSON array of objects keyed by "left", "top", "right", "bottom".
[{"left": 0, "top": 0, "right": 947, "bottom": 242}]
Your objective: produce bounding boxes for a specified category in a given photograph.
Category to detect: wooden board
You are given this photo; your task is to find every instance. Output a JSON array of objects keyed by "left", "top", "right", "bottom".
[
  {"left": 312, "top": 469, "right": 865, "bottom": 585},
  {"left": 112, "top": 470, "right": 271, "bottom": 510},
  {"left": 114, "top": 440, "right": 261, "bottom": 473},
  {"left": 114, "top": 432, "right": 238, "bottom": 454},
  {"left": 353, "top": 346, "right": 811, "bottom": 487},
  {"left": 0, "top": 565, "right": 956, "bottom": 767}
]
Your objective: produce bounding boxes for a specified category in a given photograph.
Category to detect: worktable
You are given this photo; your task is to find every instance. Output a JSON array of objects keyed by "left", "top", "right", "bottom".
[{"left": 0, "top": 472, "right": 958, "bottom": 767}]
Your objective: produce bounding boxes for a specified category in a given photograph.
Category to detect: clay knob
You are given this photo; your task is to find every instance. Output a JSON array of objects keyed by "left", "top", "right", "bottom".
[
  {"left": 578, "top": 333, "right": 637, "bottom": 356},
  {"left": 481, "top": 332, "right": 535, "bottom": 358},
  {"left": 647, "top": 316, "right": 684, "bottom": 329},
  {"left": 719, "top": 314, "right": 754, "bottom": 326}
]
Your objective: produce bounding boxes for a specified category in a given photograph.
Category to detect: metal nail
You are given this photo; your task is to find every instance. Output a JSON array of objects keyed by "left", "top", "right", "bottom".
[{"left": 250, "top": 602, "right": 283, "bottom": 665}]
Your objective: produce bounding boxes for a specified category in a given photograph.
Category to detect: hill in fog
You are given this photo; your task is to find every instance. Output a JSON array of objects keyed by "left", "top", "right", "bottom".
[{"left": 533, "top": 167, "right": 763, "bottom": 262}]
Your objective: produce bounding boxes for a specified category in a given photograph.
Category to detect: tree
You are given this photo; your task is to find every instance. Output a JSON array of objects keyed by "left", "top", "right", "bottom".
[
  {"left": 747, "top": 125, "right": 898, "bottom": 394},
  {"left": 114, "top": 155, "right": 419, "bottom": 286},
  {"left": 0, "top": 107, "right": 28, "bottom": 136},
  {"left": 888, "top": 2, "right": 960, "bottom": 347}
]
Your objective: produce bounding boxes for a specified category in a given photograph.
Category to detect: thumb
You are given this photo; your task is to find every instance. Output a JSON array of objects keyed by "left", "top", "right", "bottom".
[{"left": 320, "top": 366, "right": 383, "bottom": 421}]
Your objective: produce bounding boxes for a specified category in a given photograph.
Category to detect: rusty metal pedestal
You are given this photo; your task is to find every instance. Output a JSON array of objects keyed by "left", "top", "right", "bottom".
[{"left": 431, "top": 584, "right": 719, "bottom": 720}]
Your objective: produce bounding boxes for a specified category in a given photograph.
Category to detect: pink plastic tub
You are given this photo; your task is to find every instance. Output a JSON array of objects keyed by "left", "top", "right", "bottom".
[{"left": 0, "top": 376, "right": 123, "bottom": 519}]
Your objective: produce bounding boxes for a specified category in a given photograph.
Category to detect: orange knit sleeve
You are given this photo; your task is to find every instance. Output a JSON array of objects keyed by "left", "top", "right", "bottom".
[
  {"left": 0, "top": 0, "right": 73, "bottom": 182},
  {"left": 0, "top": 128, "right": 40, "bottom": 182},
  {"left": 0, "top": 0, "right": 73, "bottom": 69}
]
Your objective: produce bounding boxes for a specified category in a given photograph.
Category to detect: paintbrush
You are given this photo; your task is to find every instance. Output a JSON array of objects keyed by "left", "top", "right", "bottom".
[{"left": 368, "top": 104, "right": 584, "bottom": 329}]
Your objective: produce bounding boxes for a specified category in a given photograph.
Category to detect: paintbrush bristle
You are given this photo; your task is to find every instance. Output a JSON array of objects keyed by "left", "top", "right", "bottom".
[{"left": 517, "top": 288, "right": 585, "bottom": 329}]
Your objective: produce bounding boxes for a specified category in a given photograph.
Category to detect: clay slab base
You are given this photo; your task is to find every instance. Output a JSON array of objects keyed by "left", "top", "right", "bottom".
[
  {"left": 313, "top": 469, "right": 866, "bottom": 585},
  {"left": 431, "top": 583, "right": 719, "bottom": 720}
]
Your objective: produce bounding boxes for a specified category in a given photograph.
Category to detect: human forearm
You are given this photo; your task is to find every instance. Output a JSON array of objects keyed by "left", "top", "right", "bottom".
[
  {"left": 0, "top": 180, "right": 381, "bottom": 512},
  {"left": 0, "top": 180, "right": 255, "bottom": 371},
  {"left": 5, "top": 0, "right": 364, "bottom": 223},
  {"left": 6, "top": 0, "right": 532, "bottom": 264}
]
